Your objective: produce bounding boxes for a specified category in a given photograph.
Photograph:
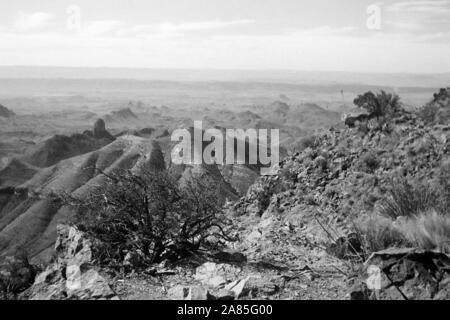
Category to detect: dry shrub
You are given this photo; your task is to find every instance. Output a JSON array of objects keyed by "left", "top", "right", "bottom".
[
  {"left": 0, "top": 252, "right": 36, "bottom": 300},
  {"left": 352, "top": 210, "right": 450, "bottom": 257},
  {"left": 378, "top": 178, "right": 443, "bottom": 219},
  {"left": 418, "top": 87, "right": 450, "bottom": 124},
  {"left": 437, "top": 160, "right": 450, "bottom": 202},
  {"left": 418, "top": 103, "right": 440, "bottom": 124},
  {"left": 53, "top": 169, "right": 235, "bottom": 269},
  {"left": 297, "top": 135, "right": 319, "bottom": 151},
  {"left": 353, "top": 90, "right": 402, "bottom": 118},
  {"left": 354, "top": 215, "right": 410, "bottom": 255},
  {"left": 395, "top": 210, "right": 450, "bottom": 253},
  {"left": 357, "top": 153, "right": 380, "bottom": 174}
]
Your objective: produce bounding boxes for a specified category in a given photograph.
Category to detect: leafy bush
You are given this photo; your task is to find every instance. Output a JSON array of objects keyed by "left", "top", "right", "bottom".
[
  {"left": 353, "top": 90, "right": 402, "bottom": 118},
  {"left": 418, "top": 103, "right": 440, "bottom": 124},
  {"left": 432, "top": 87, "right": 450, "bottom": 101},
  {"left": 54, "top": 169, "right": 235, "bottom": 269}
]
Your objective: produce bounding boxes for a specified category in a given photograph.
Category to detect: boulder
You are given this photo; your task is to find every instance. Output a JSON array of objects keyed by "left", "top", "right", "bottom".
[
  {"left": 167, "top": 285, "right": 214, "bottom": 300},
  {"left": 224, "top": 277, "right": 250, "bottom": 298},
  {"left": 224, "top": 276, "right": 283, "bottom": 299},
  {"left": 66, "top": 267, "right": 117, "bottom": 300},
  {"left": 27, "top": 265, "right": 66, "bottom": 300},
  {"left": 212, "top": 289, "right": 235, "bottom": 300},
  {"left": 27, "top": 224, "right": 118, "bottom": 300},
  {"left": 194, "top": 262, "right": 241, "bottom": 288},
  {"left": 349, "top": 248, "right": 450, "bottom": 300},
  {"left": 168, "top": 285, "right": 189, "bottom": 300},
  {"left": 54, "top": 224, "right": 92, "bottom": 267},
  {"left": 186, "top": 286, "right": 210, "bottom": 300}
]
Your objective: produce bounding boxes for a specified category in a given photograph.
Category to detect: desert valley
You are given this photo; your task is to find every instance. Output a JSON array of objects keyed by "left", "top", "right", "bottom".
[{"left": 0, "top": 67, "right": 449, "bottom": 300}]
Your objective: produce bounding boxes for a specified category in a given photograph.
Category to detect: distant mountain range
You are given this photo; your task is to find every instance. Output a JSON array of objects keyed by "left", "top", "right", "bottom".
[{"left": 0, "top": 66, "right": 449, "bottom": 88}]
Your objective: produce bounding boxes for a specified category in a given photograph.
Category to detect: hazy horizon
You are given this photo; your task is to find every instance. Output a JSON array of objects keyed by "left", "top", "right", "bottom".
[
  {"left": 0, "top": 66, "right": 449, "bottom": 89},
  {"left": 1, "top": 0, "right": 450, "bottom": 73}
]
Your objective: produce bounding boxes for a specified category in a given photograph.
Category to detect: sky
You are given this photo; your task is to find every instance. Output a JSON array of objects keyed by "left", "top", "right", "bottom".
[{"left": 0, "top": 0, "right": 449, "bottom": 73}]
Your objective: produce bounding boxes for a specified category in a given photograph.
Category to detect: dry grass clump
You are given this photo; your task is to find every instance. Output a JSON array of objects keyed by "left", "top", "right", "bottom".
[
  {"left": 378, "top": 178, "right": 442, "bottom": 219},
  {"left": 353, "top": 168, "right": 450, "bottom": 256},
  {"left": 354, "top": 210, "right": 450, "bottom": 256},
  {"left": 354, "top": 215, "right": 410, "bottom": 254},
  {"left": 395, "top": 210, "right": 450, "bottom": 253}
]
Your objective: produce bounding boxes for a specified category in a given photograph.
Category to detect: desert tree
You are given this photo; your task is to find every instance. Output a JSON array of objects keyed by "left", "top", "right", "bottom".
[
  {"left": 50, "top": 165, "right": 236, "bottom": 269},
  {"left": 353, "top": 90, "right": 402, "bottom": 118}
]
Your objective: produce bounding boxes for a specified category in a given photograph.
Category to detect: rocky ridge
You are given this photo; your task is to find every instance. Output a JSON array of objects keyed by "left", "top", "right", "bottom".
[
  {"left": 1, "top": 98, "right": 450, "bottom": 300},
  {"left": 233, "top": 110, "right": 449, "bottom": 233}
]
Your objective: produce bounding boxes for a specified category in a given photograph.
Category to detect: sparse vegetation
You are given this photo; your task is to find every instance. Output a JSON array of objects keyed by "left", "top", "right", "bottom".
[
  {"left": 354, "top": 214, "right": 410, "bottom": 256},
  {"left": 418, "top": 87, "right": 450, "bottom": 124},
  {"left": 357, "top": 152, "right": 380, "bottom": 174},
  {"left": 352, "top": 209, "right": 450, "bottom": 257},
  {"left": 396, "top": 210, "right": 450, "bottom": 253},
  {"left": 53, "top": 169, "right": 235, "bottom": 270},
  {"left": 353, "top": 90, "right": 402, "bottom": 118},
  {"left": 378, "top": 177, "right": 446, "bottom": 219},
  {"left": 350, "top": 167, "right": 450, "bottom": 256},
  {"left": 0, "top": 253, "right": 36, "bottom": 300},
  {"left": 297, "top": 135, "right": 320, "bottom": 151},
  {"left": 279, "top": 161, "right": 298, "bottom": 184}
]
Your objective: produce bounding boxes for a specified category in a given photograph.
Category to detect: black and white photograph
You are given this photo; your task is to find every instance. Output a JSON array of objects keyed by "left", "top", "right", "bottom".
[{"left": 0, "top": 0, "right": 449, "bottom": 306}]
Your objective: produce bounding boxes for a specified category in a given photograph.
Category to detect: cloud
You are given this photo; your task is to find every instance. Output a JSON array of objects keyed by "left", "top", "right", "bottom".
[
  {"left": 0, "top": 11, "right": 449, "bottom": 72},
  {"left": 384, "top": 20, "right": 422, "bottom": 31},
  {"left": 383, "top": 1, "right": 450, "bottom": 40},
  {"left": 157, "top": 19, "right": 255, "bottom": 32},
  {"left": 289, "top": 25, "right": 357, "bottom": 36},
  {"left": 14, "top": 12, "right": 54, "bottom": 31},
  {"left": 388, "top": 0, "right": 450, "bottom": 14},
  {"left": 1, "top": 24, "right": 450, "bottom": 73},
  {"left": 116, "top": 19, "right": 255, "bottom": 37},
  {"left": 82, "top": 20, "right": 124, "bottom": 36}
]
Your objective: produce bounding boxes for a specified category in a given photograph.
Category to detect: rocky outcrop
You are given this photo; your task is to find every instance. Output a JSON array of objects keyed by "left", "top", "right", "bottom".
[
  {"left": 25, "top": 225, "right": 118, "bottom": 300},
  {"left": 166, "top": 262, "right": 285, "bottom": 300},
  {"left": 93, "top": 118, "right": 114, "bottom": 140},
  {"left": 233, "top": 111, "right": 449, "bottom": 226},
  {"left": 349, "top": 248, "right": 450, "bottom": 300},
  {"left": 194, "top": 262, "right": 242, "bottom": 288},
  {"left": 227, "top": 106, "right": 450, "bottom": 300},
  {"left": 19, "top": 119, "right": 115, "bottom": 169},
  {"left": 0, "top": 104, "right": 15, "bottom": 118}
]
